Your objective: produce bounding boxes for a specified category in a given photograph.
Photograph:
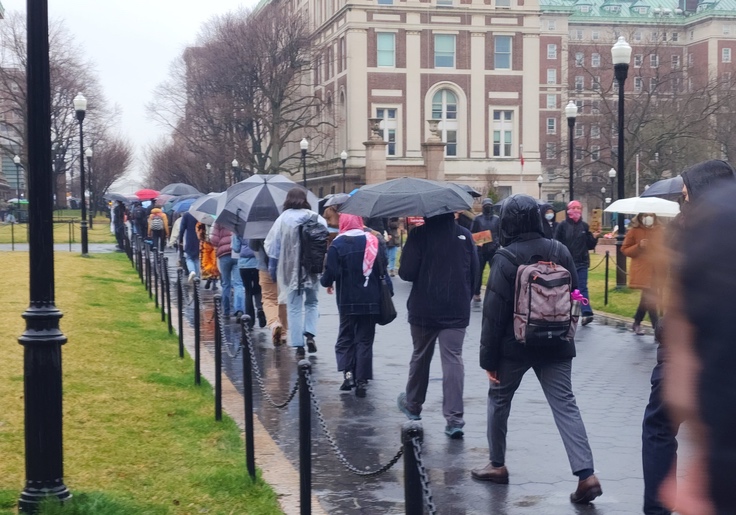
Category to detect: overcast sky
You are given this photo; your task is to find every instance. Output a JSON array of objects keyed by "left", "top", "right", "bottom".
[{"left": 1, "top": 0, "right": 258, "bottom": 190}]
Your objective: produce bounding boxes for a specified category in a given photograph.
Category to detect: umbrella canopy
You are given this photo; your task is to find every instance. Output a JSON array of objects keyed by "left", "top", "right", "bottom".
[
  {"left": 323, "top": 192, "right": 351, "bottom": 208},
  {"left": 188, "top": 192, "right": 222, "bottom": 225},
  {"left": 215, "top": 175, "right": 319, "bottom": 239},
  {"left": 103, "top": 192, "right": 130, "bottom": 203},
  {"left": 163, "top": 193, "right": 203, "bottom": 215},
  {"left": 639, "top": 176, "right": 683, "bottom": 199},
  {"left": 154, "top": 194, "right": 174, "bottom": 207},
  {"left": 339, "top": 177, "right": 474, "bottom": 218},
  {"left": 171, "top": 197, "right": 199, "bottom": 214},
  {"left": 604, "top": 196, "right": 680, "bottom": 217},
  {"left": 135, "top": 188, "right": 160, "bottom": 201},
  {"left": 455, "top": 183, "right": 482, "bottom": 198},
  {"left": 160, "top": 183, "right": 201, "bottom": 196}
]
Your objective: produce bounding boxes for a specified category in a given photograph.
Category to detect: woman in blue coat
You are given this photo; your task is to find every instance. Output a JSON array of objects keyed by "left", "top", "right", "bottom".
[{"left": 321, "top": 213, "right": 392, "bottom": 398}]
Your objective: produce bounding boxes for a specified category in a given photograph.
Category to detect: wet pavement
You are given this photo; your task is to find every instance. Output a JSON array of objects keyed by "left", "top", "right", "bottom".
[{"left": 164, "top": 249, "right": 689, "bottom": 515}]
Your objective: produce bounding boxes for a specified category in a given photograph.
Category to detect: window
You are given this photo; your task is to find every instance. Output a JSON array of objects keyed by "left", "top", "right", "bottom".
[
  {"left": 547, "top": 68, "right": 557, "bottom": 84},
  {"left": 378, "top": 0, "right": 394, "bottom": 4},
  {"left": 376, "top": 108, "right": 397, "bottom": 156},
  {"left": 340, "top": 37, "right": 347, "bottom": 71},
  {"left": 546, "top": 94, "right": 557, "bottom": 109},
  {"left": 592, "top": 100, "right": 600, "bottom": 114},
  {"left": 575, "top": 147, "right": 583, "bottom": 160},
  {"left": 592, "top": 30, "right": 600, "bottom": 41},
  {"left": 496, "top": 0, "right": 511, "bottom": 6},
  {"left": 575, "top": 52, "right": 584, "bottom": 67},
  {"left": 723, "top": 48, "right": 732, "bottom": 63},
  {"left": 494, "top": 36, "right": 512, "bottom": 69},
  {"left": 634, "top": 31, "right": 642, "bottom": 42},
  {"left": 547, "top": 44, "right": 557, "bottom": 59},
  {"left": 546, "top": 117, "right": 557, "bottom": 134},
  {"left": 672, "top": 55, "right": 681, "bottom": 69},
  {"left": 689, "top": 30, "right": 694, "bottom": 41},
  {"left": 591, "top": 124, "right": 600, "bottom": 138},
  {"left": 330, "top": 185, "right": 336, "bottom": 194},
  {"left": 650, "top": 54, "right": 659, "bottom": 68},
  {"left": 650, "top": 77, "right": 658, "bottom": 92},
  {"left": 591, "top": 145, "right": 600, "bottom": 161},
  {"left": 377, "top": 33, "right": 395, "bottom": 67},
  {"left": 493, "top": 110, "right": 514, "bottom": 157},
  {"left": 579, "top": 5, "right": 590, "bottom": 12},
  {"left": 591, "top": 53, "right": 600, "bottom": 67},
  {"left": 546, "top": 142, "right": 557, "bottom": 159},
  {"left": 434, "top": 34, "right": 456, "bottom": 68},
  {"left": 672, "top": 77, "right": 682, "bottom": 93},
  {"left": 437, "top": 0, "right": 453, "bottom": 6},
  {"left": 574, "top": 29, "right": 584, "bottom": 40},
  {"left": 315, "top": 56, "right": 322, "bottom": 83},
  {"left": 671, "top": 32, "right": 679, "bottom": 42},
  {"left": 688, "top": 53, "right": 694, "bottom": 67},
  {"left": 724, "top": 24, "right": 732, "bottom": 35},
  {"left": 575, "top": 124, "right": 584, "bottom": 138},
  {"left": 575, "top": 99, "right": 583, "bottom": 112},
  {"left": 575, "top": 75, "right": 584, "bottom": 92},
  {"left": 548, "top": 20, "right": 556, "bottom": 30},
  {"left": 634, "top": 54, "right": 643, "bottom": 68},
  {"left": 592, "top": 76, "right": 601, "bottom": 91},
  {"left": 432, "top": 90, "right": 458, "bottom": 156},
  {"left": 634, "top": 77, "right": 643, "bottom": 93}
]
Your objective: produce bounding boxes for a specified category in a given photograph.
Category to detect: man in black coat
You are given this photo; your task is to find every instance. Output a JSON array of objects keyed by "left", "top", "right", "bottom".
[
  {"left": 470, "top": 198, "right": 501, "bottom": 303},
  {"left": 472, "top": 194, "right": 602, "bottom": 505},
  {"left": 396, "top": 212, "right": 479, "bottom": 439}
]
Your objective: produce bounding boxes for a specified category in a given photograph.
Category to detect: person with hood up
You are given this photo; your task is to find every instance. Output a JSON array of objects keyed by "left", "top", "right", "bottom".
[
  {"left": 472, "top": 194, "right": 602, "bottom": 504},
  {"left": 470, "top": 198, "right": 501, "bottom": 303},
  {"left": 113, "top": 200, "right": 126, "bottom": 251},
  {"left": 147, "top": 206, "right": 169, "bottom": 252},
  {"left": 554, "top": 200, "right": 599, "bottom": 326},
  {"left": 541, "top": 203, "right": 558, "bottom": 239},
  {"left": 396, "top": 211, "right": 479, "bottom": 439},
  {"left": 320, "top": 213, "right": 392, "bottom": 398},
  {"left": 641, "top": 159, "right": 736, "bottom": 515}
]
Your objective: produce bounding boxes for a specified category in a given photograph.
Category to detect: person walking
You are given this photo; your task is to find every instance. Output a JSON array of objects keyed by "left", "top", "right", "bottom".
[
  {"left": 471, "top": 194, "right": 602, "bottom": 504},
  {"left": 178, "top": 211, "right": 200, "bottom": 281},
  {"left": 131, "top": 201, "right": 148, "bottom": 238},
  {"left": 113, "top": 200, "right": 126, "bottom": 251},
  {"left": 470, "top": 198, "right": 500, "bottom": 304},
  {"left": 264, "top": 187, "right": 327, "bottom": 358},
  {"left": 396, "top": 211, "right": 479, "bottom": 439},
  {"left": 210, "top": 223, "right": 245, "bottom": 319},
  {"left": 385, "top": 217, "right": 400, "bottom": 277},
  {"left": 554, "top": 200, "right": 599, "bottom": 326},
  {"left": 233, "top": 234, "right": 266, "bottom": 329},
  {"left": 251, "top": 238, "right": 288, "bottom": 345},
  {"left": 197, "top": 222, "right": 219, "bottom": 289},
  {"left": 622, "top": 213, "right": 664, "bottom": 335},
  {"left": 541, "top": 203, "right": 558, "bottom": 239},
  {"left": 320, "top": 213, "right": 391, "bottom": 398},
  {"left": 147, "top": 207, "right": 169, "bottom": 253}
]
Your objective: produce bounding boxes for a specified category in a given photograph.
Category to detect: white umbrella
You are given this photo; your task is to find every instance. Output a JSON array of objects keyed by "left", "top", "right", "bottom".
[{"left": 604, "top": 196, "right": 680, "bottom": 217}]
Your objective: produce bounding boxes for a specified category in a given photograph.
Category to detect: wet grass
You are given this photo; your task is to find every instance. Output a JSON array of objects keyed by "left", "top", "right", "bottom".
[
  {"left": 0, "top": 217, "right": 115, "bottom": 245},
  {"left": 0, "top": 252, "right": 281, "bottom": 514}
]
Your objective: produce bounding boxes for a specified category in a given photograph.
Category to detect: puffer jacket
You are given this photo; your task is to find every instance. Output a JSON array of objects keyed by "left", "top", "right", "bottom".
[{"left": 209, "top": 223, "right": 233, "bottom": 259}]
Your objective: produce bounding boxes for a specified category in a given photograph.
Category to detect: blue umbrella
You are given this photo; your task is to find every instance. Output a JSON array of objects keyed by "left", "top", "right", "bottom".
[{"left": 172, "top": 197, "right": 199, "bottom": 214}]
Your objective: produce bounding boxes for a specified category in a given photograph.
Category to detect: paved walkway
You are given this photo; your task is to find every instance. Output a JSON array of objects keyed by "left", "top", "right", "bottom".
[{"left": 0, "top": 243, "right": 119, "bottom": 253}]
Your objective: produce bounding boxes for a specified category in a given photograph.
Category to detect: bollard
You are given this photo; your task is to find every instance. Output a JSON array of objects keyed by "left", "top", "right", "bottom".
[
  {"left": 68, "top": 220, "right": 71, "bottom": 251},
  {"left": 241, "top": 316, "right": 256, "bottom": 481},
  {"left": 153, "top": 248, "right": 160, "bottom": 309},
  {"left": 161, "top": 256, "right": 168, "bottom": 324},
  {"left": 176, "top": 268, "right": 184, "bottom": 358},
  {"left": 213, "top": 294, "right": 223, "bottom": 422},
  {"left": 11, "top": 222, "right": 14, "bottom": 251},
  {"left": 604, "top": 251, "right": 610, "bottom": 306},
  {"left": 402, "top": 421, "right": 425, "bottom": 515},
  {"left": 298, "top": 360, "right": 312, "bottom": 515},
  {"left": 137, "top": 237, "right": 144, "bottom": 283},
  {"left": 193, "top": 277, "right": 201, "bottom": 385},
  {"left": 164, "top": 257, "right": 173, "bottom": 333},
  {"left": 146, "top": 243, "right": 152, "bottom": 299}
]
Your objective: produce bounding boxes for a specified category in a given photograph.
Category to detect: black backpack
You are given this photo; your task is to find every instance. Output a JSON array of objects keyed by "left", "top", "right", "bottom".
[
  {"left": 298, "top": 214, "right": 329, "bottom": 274},
  {"left": 133, "top": 206, "right": 146, "bottom": 223}
]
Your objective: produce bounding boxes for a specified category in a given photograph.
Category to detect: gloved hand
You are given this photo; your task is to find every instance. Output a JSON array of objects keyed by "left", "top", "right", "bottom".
[{"left": 268, "top": 258, "right": 279, "bottom": 282}]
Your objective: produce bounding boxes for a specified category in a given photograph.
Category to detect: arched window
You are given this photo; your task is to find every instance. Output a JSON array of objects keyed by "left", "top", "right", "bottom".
[{"left": 431, "top": 89, "right": 458, "bottom": 156}]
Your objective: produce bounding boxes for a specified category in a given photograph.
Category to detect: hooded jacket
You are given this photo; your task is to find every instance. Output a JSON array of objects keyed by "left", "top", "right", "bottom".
[
  {"left": 399, "top": 212, "right": 479, "bottom": 329},
  {"left": 540, "top": 203, "right": 558, "bottom": 239},
  {"left": 480, "top": 195, "right": 579, "bottom": 371},
  {"left": 553, "top": 215, "right": 597, "bottom": 267},
  {"left": 209, "top": 223, "right": 233, "bottom": 259},
  {"left": 470, "top": 199, "right": 501, "bottom": 255}
]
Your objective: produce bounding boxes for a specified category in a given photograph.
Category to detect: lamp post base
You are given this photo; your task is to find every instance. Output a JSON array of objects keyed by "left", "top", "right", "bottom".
[
  {"left": 80, "top": 219, "right": 89, "bottom": 256},
  {"left": 615, "top": 236, "right": 627, "bottom": 289},
  {"left": 19, "top": 481, "right": 71, "bottom": 512}
]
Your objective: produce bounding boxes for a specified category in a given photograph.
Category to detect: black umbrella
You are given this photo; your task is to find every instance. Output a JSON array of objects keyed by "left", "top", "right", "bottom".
[
  {"left": 215, "top": 175, "right": 319, "bottom": 238},
  {"left": 160, "top": 183, "right": 202, "bottom": 196},
  {"left": 455, "top": 183, "right": 482, "bottom": 198},
  {"left": 103, "top": 192, "right": 130, "bottom": 203},
  {"left": 639, "top": 176, "right": 683, "bottom": 199},
  {"left": 323, "top": 193, "right": 351, "bottom": 208},
  {"left": 338, "top": 177, "right": 473, "bottom": 218}
]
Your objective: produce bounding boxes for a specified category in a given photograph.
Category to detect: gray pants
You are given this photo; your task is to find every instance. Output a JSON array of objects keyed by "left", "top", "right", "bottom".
[
  {"left": 405, "top": 325, "right": 465, "bottom": 428},
  {"left": 487, "top": 358, "right": 594, "bottom": 474}
]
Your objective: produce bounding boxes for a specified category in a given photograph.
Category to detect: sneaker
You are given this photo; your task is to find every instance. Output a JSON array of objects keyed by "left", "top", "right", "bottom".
[
  {"left": 295, "top": 346, "right": 306, "bottom": 359},
  {"left": 355, "top": 381, "right": 367, "bottom": 398},
  {"left": 234, "top": 311, "right": 243, "bottom": 322},
  {"left": 306, "top": 334, "right": 317, "bottom": 353},
  {"left": 445, "top": 426, "right": 464, "bottom": 439},
  {"left": 340, "top": 371, "right": 354, "bottom": 391},
  {"left": 397, "top": 392, "right": 421, "bottom": 420},
  {"left": 188, "top": 271, "right": 195, "bottom": 284},
  {"left": 389, "top": 270, "right": 396, "bottom": 277},
  {"left": 271, "top": 324, "right": 283, "bottom": 346},
  {"left": 632, "top": 323, "right": 645, "bottom": 335},
  {"left": 581, "top": 316, "right": 594, "bottom": 326},
  {"left": 473, "top": 295, "right": 482, "bottom": 304},
  {"left": 257, "top": 309, "right": 267, "bottom": 328}
]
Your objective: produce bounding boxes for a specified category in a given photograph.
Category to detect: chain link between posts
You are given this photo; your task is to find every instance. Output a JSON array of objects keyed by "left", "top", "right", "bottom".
[
  {"left": 213, "top": 296, "right": 241, "bottom": 359},
  {"left": 246, "top": 333, "right": 300, "bottom": 409},
  {"left": 305, "top": 369, "right": 404, "bottom": 477},
  {"left": 410, "top": 436, "right": 437, "bottom": 515}
]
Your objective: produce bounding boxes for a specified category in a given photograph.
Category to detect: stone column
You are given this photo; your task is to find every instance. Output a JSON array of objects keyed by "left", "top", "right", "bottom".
[
  {"left": 421, "top": 119, "right": 446, "bottom": 181},
  {"left": 364, "top": 117, "right": 388, "bottom": 184}
]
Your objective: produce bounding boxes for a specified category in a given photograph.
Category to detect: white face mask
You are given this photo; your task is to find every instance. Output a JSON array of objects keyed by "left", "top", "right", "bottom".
[
  {"left": 642, "top": 216, "right": 654, "bottom": 227},
  {"left": 545, "top": 213, "right": 555, "bottom": 221}
]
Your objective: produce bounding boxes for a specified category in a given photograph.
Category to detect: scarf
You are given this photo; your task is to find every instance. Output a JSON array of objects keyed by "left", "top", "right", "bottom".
[{"left": 337, "top": 214, "right": 379, "bottom": 286}]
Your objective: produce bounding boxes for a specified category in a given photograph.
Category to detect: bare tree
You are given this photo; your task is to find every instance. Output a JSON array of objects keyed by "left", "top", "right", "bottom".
[{"left": 89, "top": 136, "right": 133, "bottom": 213}]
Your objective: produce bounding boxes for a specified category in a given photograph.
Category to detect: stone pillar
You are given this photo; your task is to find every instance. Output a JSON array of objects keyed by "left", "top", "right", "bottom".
[
  {"left": 363, "top": 117, "right": 388, "bottom": 184},
  {"left": 421, "top": 119, "right": 446, "bottom": 181}
]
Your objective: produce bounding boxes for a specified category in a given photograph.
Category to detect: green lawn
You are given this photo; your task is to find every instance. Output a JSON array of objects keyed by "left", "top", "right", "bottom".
[
  {"left": 0, "top": 252, "right": 281, "bottom": 514},
  {"left": 0, "top": 217, "right": 116, "bottom": 245}
]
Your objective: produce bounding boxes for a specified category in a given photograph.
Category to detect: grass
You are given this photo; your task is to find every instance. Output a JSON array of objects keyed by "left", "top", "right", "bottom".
[
  {"left": 0, "top": 252, "right": 281, "bottom": 514},
  {"left": 0, "top": 217, "right": 115, "bottom": 245}
]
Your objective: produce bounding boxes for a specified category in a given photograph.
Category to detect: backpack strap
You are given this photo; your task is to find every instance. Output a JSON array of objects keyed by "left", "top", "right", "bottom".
[
  {"left": 549, "top": 239, "right": 563, "bottom": 265},
  {"left": 496, "top": 247, "right": 518, "bottom": 267}
]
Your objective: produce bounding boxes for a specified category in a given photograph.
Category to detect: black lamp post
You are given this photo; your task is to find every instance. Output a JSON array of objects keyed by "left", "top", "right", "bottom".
[
  {"left": 73, "top": 92, "right": 89, "bottom": 256},
  {"left": 206, "top": 162, "right": 212, "bottom": 191},
  {"left": 13, "top": 154, "right": 21, "bottom": 200},
  {"left": 340, "top": 150, "right": 347, "bottom": 193},
  {"left": 85, "top": 147, "right": 93, "bottom": 229},
  {"left": 536, "top": 174, "right": 544, "bottom": 200},
  {"left": 611, "top": 36, "right": 632, "bottom": 289},
  {"left": 232, "top": 158, "right": 240, "bottom": 184},
  {"left": 18, "top": 0, "right": 71, "bottom": 510},
  {"left": 300, "top": 138, "right": 308, "bottom": 188},
  {"left": 600, "top": 187, "right": 606, "bottom": 209},
  {"left": 608, "top": 168, "right": 616, "bottom": 202},
  {"left": 565, "top": 101, "right": 578, "bottom": 201}
]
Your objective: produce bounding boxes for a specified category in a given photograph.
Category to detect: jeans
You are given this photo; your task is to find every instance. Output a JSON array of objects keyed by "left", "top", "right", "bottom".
[
  {"left": 217, "top": 256, "right": 244, "bottom": 316},
  {"left": 185, "top": 253, "right": 200, "bottom": 277},
  {"left": 335, "top": 314, "right": 377, "bottom": 383},
  {"left": 286, "top": 282, "right": 319, "bottom": 347},
  {"left": 576, "top": 265, "right": 594, "bottom": 316},
  {"left": 239, "top": 268, "right": 263, "bottom": 325},
  {"left": 387, "top": 246, "right": 398, "bottom": 272}
]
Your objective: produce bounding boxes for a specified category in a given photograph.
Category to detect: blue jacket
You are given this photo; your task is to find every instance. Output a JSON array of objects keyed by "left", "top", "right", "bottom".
[
  {"left": 232, "top": 234, "right": 257, "bottom": 269},
  {"left": 399, "top": 213, "right": 479, "bottom": 329},
  {"left": 178, "top": 212, "right": 199, "bottom": 257},
  {"left": 320, "top": 234, "right": 392, "bottom": 316}
]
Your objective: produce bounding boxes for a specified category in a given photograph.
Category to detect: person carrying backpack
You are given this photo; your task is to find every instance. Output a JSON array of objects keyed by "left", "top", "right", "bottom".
[
  {"left": 132, "top": 202, "right": 148, "bottom": 237},
  {"left": 147, "top": 207, "right": 169, "bottom": 252},
  {"left": 264, "top": 187, "right": 328, "bottom": 358},
  {"left": 472, "top": 194, "right": 602, "bottom": 505}
]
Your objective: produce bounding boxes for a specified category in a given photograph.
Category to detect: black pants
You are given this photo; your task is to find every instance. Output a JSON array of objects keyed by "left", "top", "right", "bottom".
[
  {"left": 334, "top": 314, "right": 376, "bottom": 383},
  {"left": 475, "top": 250, "right": 495, "bottom": 296},
  {"left": 239, "top": 268, "right": 262, "bottom": 326},
  {"left": 634, "top": 289, "right": 659, "bottom": 327},
  {"left": 114, "top": 225, "right": 125, "bottom": 249},
  {"left": 151, "top": 229, "right": 165, "bottom": 253}
]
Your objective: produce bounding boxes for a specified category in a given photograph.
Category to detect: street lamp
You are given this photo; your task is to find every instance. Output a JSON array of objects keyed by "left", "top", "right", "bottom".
[
  {"left": 300, "top": 138, "right": 308, "bottom": 188},
  {"left": 340, "top": 150, "right": 347, "bottom": 193},
  {"left": 601, "top": 186, "right": 606, "bottom": 208},
  {"left": 565, "top": 100, "right": 578, "bottom": 201},
  {"left": 13, "top": 154, "right": 21, "bottom": 200},
  {"left": 608, "top": 168, "right": 616, "bottom": 202},
  {"left": 611, "top": 36, "right": 632, "bottom": 288},
  {"left": 73, "top": 92, "right": 89, "bottom": 256},
  {"left": 206, "top": 163, "right": 212, "bottom": 191},
  {"left": 232, "top": 158, "right": 240, "bottom": 184},
  {"left": 85, "top": 147, "right": 93, "bottom": 229},
  {"left": 561, "top": 188, "right": 566, "bottom": 203},
  {"left": 537, "top": 174, "right": 544, "bottom": 200}
]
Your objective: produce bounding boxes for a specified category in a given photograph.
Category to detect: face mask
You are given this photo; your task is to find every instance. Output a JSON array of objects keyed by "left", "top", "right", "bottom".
[
  {"left": 567, "top": 209, "right": 582, "bottom": 222},
  {"left": 545, "top": 213, "right": 554, "bottom": 221},
  {"left": 642, "top": 216, "right": 654, "bottom": 227}
]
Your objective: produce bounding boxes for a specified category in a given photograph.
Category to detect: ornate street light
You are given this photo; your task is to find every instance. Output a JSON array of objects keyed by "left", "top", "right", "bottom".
[
  {"left": 537, "top": 174, "right": 544, "bottom": 200},
  {"left": 340, "top": 150, "right": 347, "bottom": 193},
  {"left": 232, "top": 158, "right": 240, "bottom": 184},
  {"left": 300, "top": 138, "right": 309, "bottom": 187},
  {"left": 565, "top": 101, "right": 578, "bottom": 201},
  {"left": 608, "top": 168, "right": 616, "bottom": 202},
  {"left": 13, "top": 154, "right": 21, "bottom": 200},
  {"left": 73, "top": 92, "right": 89, "bottom": 256},
  {"left": 85, "top": 147, "right": 93, "bottom": 229}
]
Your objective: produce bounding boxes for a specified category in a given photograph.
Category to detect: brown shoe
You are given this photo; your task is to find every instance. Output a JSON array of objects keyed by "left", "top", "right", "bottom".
[
  {"left": 570, "top": 475, "right": 602, "bottom": 504},
  {"left": 271, "top": 324, "right": 283, "bottom": 346},
  {"left": 470, "top": 463, "right": 509, "bottom": 484}
]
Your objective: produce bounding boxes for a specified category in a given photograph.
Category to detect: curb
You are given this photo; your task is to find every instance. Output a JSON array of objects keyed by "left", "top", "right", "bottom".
[{"left": 593, "top": 310, "right": 655, "bottom": 335}]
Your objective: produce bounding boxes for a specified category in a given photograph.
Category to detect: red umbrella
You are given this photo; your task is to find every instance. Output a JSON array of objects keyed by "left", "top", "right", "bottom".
[{"left": 135, "top": 188, "right": 160, "bottom": 201}]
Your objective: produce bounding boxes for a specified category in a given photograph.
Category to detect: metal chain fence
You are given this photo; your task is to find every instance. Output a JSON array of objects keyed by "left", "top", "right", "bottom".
[
  {"left": 246, "top": 332, "right": 300, "bottom": 409},
  {"left": 214, "top": 297, "right": 241, "bottom": 359},
  {"left": 410, "top": 436, "right": 437, "bottom": 515}
]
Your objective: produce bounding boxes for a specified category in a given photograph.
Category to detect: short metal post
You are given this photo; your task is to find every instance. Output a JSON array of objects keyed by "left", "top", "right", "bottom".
[
  {"left": 11, "top": 221, "right": 14, "bottom": 251},
  {"left": 241, "top": 316, "right": 256, "bottom": 481},
  {"left": 176, "top": 268, "right": 184, "bottom": 358},
  {"left": 146, "top": 243, "right": 152, "bottom": 299},
  {"left": 604, "top": 251, "right": 610, "bottom": 306},
  {"left": 153, "top": 248, "right": 160, "bottom": 309},
  {"left": 298, "top": 360, "right": 312, "bottom": 515},
  {"left": 213, "top": 294, "right": 223, "bottom": 422},
  {"left": 137, "top": 237, "right": 144, "bottom": 284},
  {"left": 402, "top": 421, "right": 424, "bottom": 515},
  {"left": 164, "top": 257, "right": 173, "bottom": 333},
  {"left": 67, "top": 220, "right": 71, "bottom": 251},
  {"left": 161, "top": 256, "right": 168, "bottom": 323},
  {"left": 193, "top": 278, "right": 201, "bottom": 385}
]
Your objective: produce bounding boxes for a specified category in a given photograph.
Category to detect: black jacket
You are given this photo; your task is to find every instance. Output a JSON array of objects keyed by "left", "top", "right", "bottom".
[
  {"left": 480, "top": 195, "right": 579, "bottom": 371},
  {"left": 554, "top": 218, "right": 597, "bottom": 267},
  {"left": 540, "top": 203, "right": 558, "bottom": 239},
  {"left": 470, "top": 212, "right": 501, "bottom": 255},
  {"left": 399, "top": 213, "right": 479, "bottom": 329}
]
